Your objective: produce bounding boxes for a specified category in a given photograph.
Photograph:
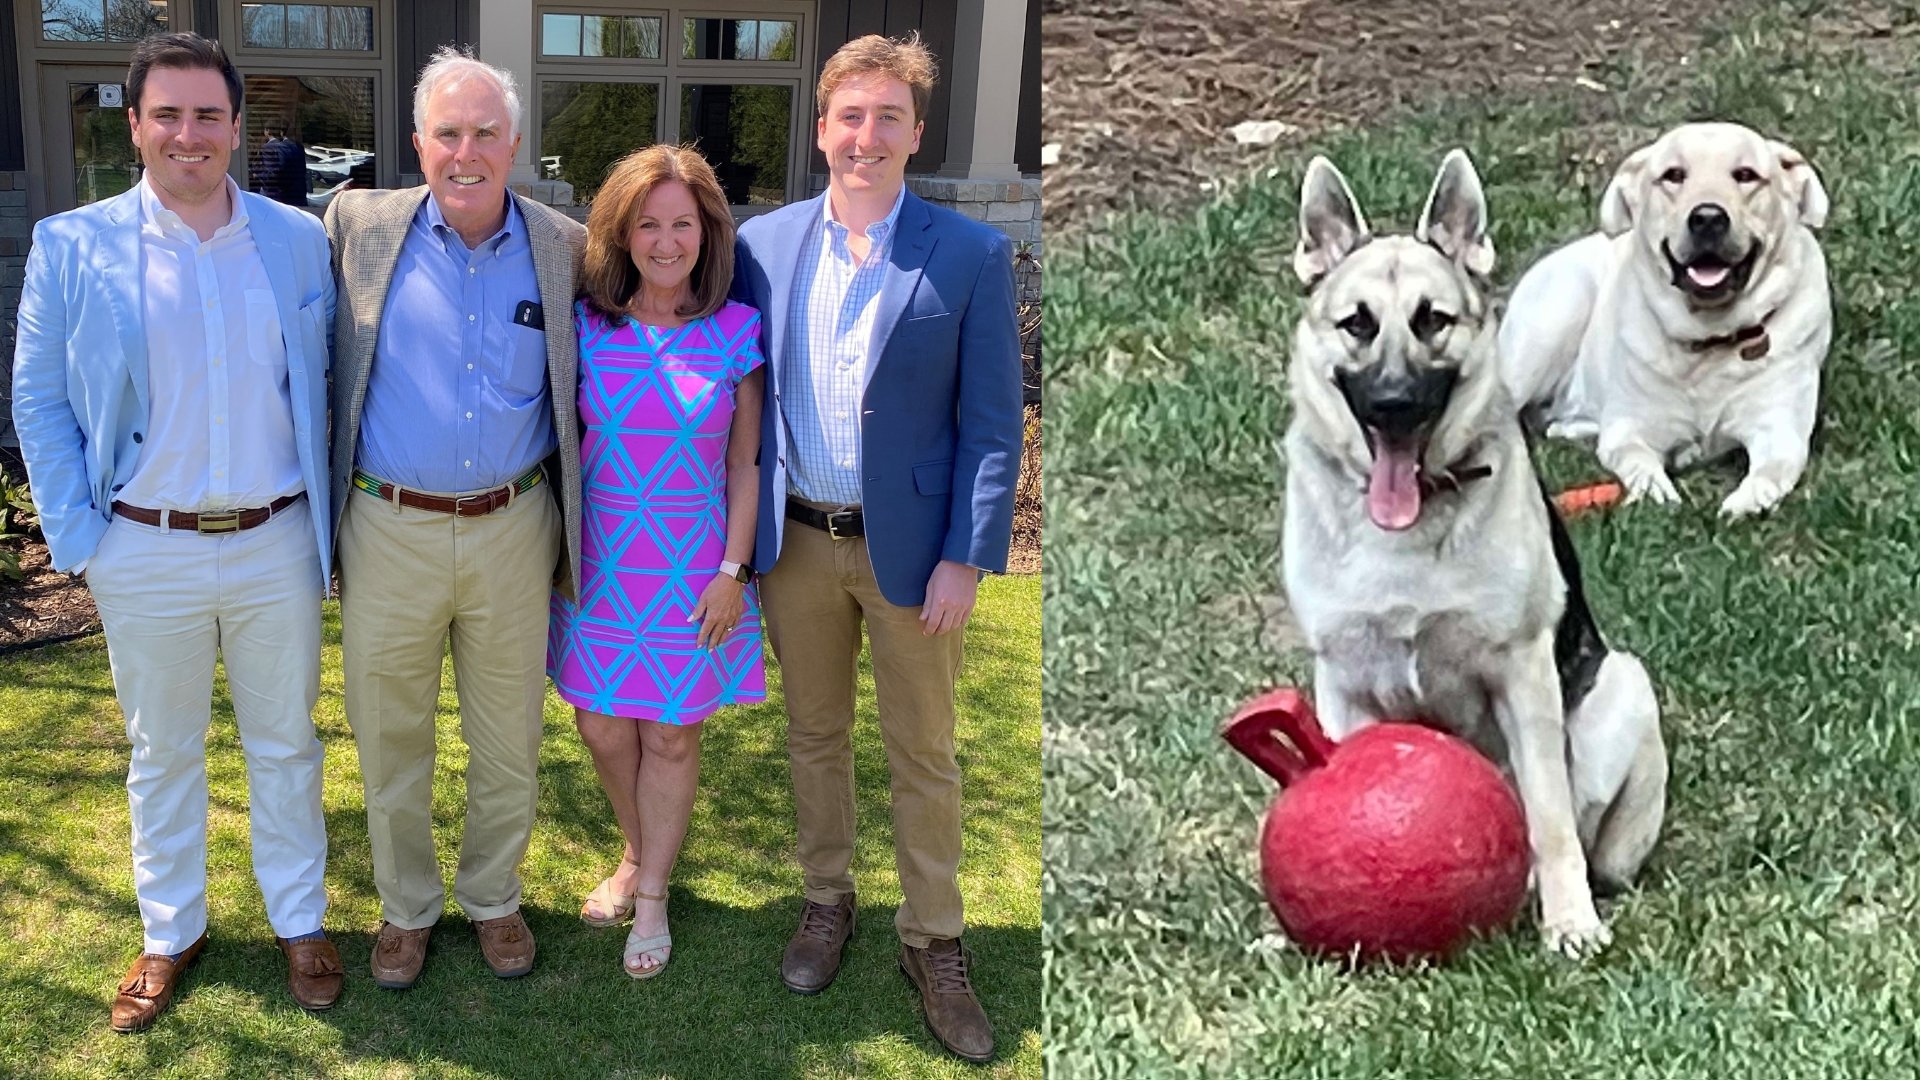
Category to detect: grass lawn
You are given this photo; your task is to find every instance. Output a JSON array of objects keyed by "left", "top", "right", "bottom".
[
  {"left": 1046, "top": 7, "right": 1920, "bottom": 1079},
  {"left": 0, "top": 574, "right": 1039, "bottom": 1079}
]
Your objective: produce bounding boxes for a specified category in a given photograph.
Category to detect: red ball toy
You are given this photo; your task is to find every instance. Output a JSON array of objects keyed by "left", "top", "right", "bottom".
[{"left": 1222, "top": 688, "right": 1530, "bottom": 963}]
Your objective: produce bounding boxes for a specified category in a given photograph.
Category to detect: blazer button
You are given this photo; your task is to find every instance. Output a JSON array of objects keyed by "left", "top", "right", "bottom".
[{"left": 132, "top": 432, "right": 143, "bottom": 443}]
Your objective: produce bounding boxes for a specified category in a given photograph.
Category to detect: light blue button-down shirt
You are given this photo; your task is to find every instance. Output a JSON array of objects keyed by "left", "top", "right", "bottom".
[
  {"left": 357, "top": 195, "right": 553, "bottom": 493},
  {"left": 782, "top": 185, "right": 906, "bottom": 506}
]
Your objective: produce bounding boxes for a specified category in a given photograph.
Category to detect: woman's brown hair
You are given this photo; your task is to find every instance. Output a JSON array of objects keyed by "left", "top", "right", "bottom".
[{"left": 580, "top": 145, "right": 736, "bottom": 323}]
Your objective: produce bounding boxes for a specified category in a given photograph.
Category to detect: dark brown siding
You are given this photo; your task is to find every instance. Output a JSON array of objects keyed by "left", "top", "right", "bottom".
[
  {"left": 814, "top": 0, "right": 955, "bottom": 176},
  {"left": 0, "top": 3, "right": 22, "bottom": 170},
  {"left": 395, "top": 0, "right": 480, "bottom": 175}
]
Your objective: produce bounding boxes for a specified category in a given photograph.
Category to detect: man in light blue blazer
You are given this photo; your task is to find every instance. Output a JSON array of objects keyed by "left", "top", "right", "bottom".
[
  {"left": 732, "top": 33, "right": 1022, "bottom": 1064},
  {"left": 10, "top": 33, "right": 341, "bottom": 1032}
]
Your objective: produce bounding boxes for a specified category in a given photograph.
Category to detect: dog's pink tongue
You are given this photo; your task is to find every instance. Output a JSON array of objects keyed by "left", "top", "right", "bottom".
[
  {"left": 1688, "top": 263, "right": 1730, "bottom": 288},
  {"left": 1366, "top": 432, "right": 1422, "bottom": 531}
]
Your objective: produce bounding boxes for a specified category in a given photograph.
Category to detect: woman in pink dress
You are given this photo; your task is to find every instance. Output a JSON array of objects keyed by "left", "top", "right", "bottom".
[{"left": 547, "top": 145, "right": 766, "bottom": 978}]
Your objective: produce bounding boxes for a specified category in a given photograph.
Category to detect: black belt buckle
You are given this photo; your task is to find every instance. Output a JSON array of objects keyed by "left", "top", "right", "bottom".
[{"left": 825, "top": 508, "right": 861, "bottom": 540}]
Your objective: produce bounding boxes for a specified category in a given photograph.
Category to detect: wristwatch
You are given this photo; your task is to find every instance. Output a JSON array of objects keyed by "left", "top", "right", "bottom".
[{"left": 719, "top": 560, "right": 754, "bottom": 583}]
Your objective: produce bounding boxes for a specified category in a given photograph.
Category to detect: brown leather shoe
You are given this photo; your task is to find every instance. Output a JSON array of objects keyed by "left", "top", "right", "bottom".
[
  {"left": 473, "top": 911, "right": 536, "bottom": 978},
  {"left": 279, "top": 935, "right": 344, "bottom": 1010},
  {"left": 109, "top": 934, "right": 207, "bottom": 1033},
  {"left": 782, "top": 894, "right": 855, "bottom": 994},
  {"left": 371, "top": 922, "right": 431, "bottom": 989},
  {"left": 900, "top": 938, "right": 995, "bottom": 1063}
]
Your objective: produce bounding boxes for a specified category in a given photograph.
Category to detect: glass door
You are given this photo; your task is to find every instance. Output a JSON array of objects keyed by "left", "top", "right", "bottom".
[{"left": 38, "top": 66, "right": 143, "bottom": 210}]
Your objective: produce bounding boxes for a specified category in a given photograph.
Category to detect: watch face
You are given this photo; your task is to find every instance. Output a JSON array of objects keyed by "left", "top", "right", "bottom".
[{"left": 735, "top": 563, "right": 754, "bottom": 583}]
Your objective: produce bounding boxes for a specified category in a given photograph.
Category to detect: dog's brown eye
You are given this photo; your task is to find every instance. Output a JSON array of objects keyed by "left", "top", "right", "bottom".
[
  {"left": 1732, "top": 166, "right": 1760, "bottom": 184},
  {"left": 1660, "top": 167, "right": 1687, "bottom": 185},
  {"left": 1411, "top": 300, "right": 1456, "bottom": 339},
  {"left": 1336, "top": 304, "right": 1378, "bottom": 343}
]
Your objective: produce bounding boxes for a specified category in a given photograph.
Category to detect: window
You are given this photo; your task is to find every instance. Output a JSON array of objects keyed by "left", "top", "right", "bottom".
[
  {"left": 682, "top": 18, "right": 795, "bottom": 61},
  {"left": 42, "top": 0, "right": 169, "bottom": 41},
  {"left": 243, "top": 75, "right": 377, "bottom": 210},
  {"left": 680, "top": 84, "right": 790, "bottom": 205},
  {"left": 540, "top": 82, "right": 661, "bottom": 202},
  {"left": 241, "top": 3, "right": 374, "bottom": 51},
  {"left": 533, "top": 3, "right": 807, "bottom": 210},
  {"left": 542, "top": 13, "right": 663, "bottom": 59}
]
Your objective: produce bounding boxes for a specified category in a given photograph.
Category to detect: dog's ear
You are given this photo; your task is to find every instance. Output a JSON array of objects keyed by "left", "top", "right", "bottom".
[
  {"left": 1600, "top": 144, "right": 1654, "bottom": 238},
  {"left": 1293, "top": 157, "right": 1370, "bottom": 285},
  {"left": 1416, "top": 148, "right": 1495, "bottom": 276},
  {"left": 1768, "top": 140, "right": 1829, "bottom": 228}
]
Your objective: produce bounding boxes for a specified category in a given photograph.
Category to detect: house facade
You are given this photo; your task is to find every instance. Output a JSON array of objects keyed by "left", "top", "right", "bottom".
[{"left": 0, "top": 0, "right": 1040, "bottom": 443}]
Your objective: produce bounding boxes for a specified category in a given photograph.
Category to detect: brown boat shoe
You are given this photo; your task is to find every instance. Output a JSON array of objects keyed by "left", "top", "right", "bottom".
[
  {"left": 109, "top": 933, "right": 207, "bottom": 1033},
  {"left": 278, "top": 935, "right": 344, "bottom": 1010}
]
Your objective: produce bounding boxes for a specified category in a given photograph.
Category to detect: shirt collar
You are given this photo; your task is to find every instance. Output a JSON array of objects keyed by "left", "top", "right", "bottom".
[
  {"left": 138, "top": 173, "right": 249, "bottom": 239},
  {"left": 422, "top": 190, "right": 521, "bottom": 252},
  {"left": 823, "top": 184, "right": 907, "bottom": 242}
]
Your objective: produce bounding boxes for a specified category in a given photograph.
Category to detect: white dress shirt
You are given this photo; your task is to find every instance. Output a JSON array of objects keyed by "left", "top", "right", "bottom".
[
  {"left": 115, "top": 175, "right": 304, "bottom": 514},
  {"left": 782, "top": 186, "right": 906, "bottom": 507}
]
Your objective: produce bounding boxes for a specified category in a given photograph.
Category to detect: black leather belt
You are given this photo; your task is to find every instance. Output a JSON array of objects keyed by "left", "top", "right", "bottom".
[{"left": 787, "top": 501, "right": 864, "bottom": 540}]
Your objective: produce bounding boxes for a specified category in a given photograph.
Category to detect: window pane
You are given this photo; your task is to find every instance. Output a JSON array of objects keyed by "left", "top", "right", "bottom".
[
  {"left": 243, "top": 74, "right": 378, "bottom": 211},
  {"left": 540, "top": 81, "right": 658, "bottom": 203},
  {"left": 243, "top": 3, "right": 286, "bottom": 48},
  {"left": 632, "top": 17, "right": 662, "bottom": 60},
  {"left": 542, "top": 13, "right": 581, "bottom": 56},
  {"left": 286, "top": 4, "right": 328, "bottom": 49},
  {"left": 42, "top": 0, "right": 99, "bottom": 42},
  {"left": 107, "top": 0, "right": 168, "bottom": 41},
  {"left": 581, "top": 15, "right": 613, "bottom": 58},
  {"left": 683, "top": 18, "right": 794, "bottom": 61},
  {"left": 67, "top": 81, "right": 139, "bottom": 205},
  {"left": 328, "top": 5, "right": 373, "bottom": 50},
  {"left": 680, "top": 84, "right": 790, "bottom": 205}
]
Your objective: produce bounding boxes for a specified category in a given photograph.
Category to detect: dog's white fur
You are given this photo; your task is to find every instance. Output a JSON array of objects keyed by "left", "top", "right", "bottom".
[
  {"left": 1285, "top": 151, "right": 1668, "bottom": 958},
  {"left": 1499, "top": 122, "right": 1832, "bottom": 517}
]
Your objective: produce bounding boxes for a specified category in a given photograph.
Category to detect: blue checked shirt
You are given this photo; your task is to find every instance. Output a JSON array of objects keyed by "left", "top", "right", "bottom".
[{"left": 782, "top": 186, "right": 906, "bottom": 507}]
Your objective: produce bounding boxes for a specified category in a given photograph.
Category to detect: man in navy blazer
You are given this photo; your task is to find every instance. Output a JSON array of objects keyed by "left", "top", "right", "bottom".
[
  {"left": 731, "top": 32, "right": 1022, "bottom": 1063},
  {"left": 10, "top": 33, "right": 341, "bottom": 1031}
]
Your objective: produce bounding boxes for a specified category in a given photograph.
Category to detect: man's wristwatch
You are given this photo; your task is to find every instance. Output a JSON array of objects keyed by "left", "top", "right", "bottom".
[{"left": 719, "top": 560, "right": 754, "bottom": 583}]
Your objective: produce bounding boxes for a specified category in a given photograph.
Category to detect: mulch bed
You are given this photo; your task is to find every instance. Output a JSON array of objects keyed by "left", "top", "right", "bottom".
[
  {"left": 0, "top": 540, "right": 99, "bottom": 652},
  {"left": 1042, "top": 0, "right": 1752, "bottom": 236}
]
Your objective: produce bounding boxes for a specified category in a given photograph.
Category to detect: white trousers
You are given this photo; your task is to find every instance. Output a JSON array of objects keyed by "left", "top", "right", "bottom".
[{"left": 87, "top": 499, "right": 328, "bottom": 954}]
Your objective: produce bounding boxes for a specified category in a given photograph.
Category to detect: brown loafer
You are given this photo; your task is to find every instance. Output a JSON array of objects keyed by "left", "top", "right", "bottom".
[
  {"left": 279, "top": 935, "right": 344, "bottom": 1010},
  {"left": 110, "top": 933, "right": 207, "bottom": 1033},
  {"left": 900, "top": 938, "right": 995, "bottom": 1063},
  {"left": 473, "top": 911, "right": 536, "bottom": 978},
  {"left": 371, "top": 922, "right": 431, "bottom": 989},
  {"left": 782, "top": 893, "right": 855, "bottom": 994}
]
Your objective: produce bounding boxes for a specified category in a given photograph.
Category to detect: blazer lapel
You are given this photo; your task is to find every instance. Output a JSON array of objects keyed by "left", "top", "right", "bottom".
[
  {"left": 865, "top": 193, "right": 935, "bottom": 391},
  {"left": 765, "top": 196, "right": 822, "bottom": 391},
  {"left": 353, "top": 189, "right": 428, "bottom": 376},
  {"left": 248, "top": 198, "right": 303, "bottom": 374},
  {"left": 95, "top": 191, "right": 148, "bottom": 414}
]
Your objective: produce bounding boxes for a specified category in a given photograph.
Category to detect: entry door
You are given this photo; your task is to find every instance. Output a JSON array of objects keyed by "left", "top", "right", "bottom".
[{"left": 38, "top": 65, "right": 143, "bottom": 211}]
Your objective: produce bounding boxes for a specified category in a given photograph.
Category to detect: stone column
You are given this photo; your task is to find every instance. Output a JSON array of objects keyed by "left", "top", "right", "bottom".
[{"left": 939, "top": 0, "right": 1026, "bottom": 181}]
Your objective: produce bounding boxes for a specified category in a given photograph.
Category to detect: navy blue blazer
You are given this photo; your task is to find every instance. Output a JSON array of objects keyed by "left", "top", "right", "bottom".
[{"left": 733, "top": 190, "right": 1023, "bottom": 606}]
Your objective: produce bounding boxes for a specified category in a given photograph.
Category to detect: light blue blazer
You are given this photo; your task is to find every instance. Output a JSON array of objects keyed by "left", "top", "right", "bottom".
[
  {"left": 733, "top": 190, "right": 1024, "bottom": 607},
  {"left": 10, "top": 185, "right": 336, "bottom": 590}
]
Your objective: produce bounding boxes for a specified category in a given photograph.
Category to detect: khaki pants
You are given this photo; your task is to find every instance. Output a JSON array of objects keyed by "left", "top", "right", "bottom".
[
  {"left": 760, "top": 517, "right": 966, "bottom": 947},
  {"left": 339, "top": 485, "right": 561, "bottom": 928}
]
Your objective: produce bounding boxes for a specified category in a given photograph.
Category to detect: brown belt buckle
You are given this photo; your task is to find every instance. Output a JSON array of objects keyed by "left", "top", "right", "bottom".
[
  {"left": 453, "top": 489, "right": 498, "bottom": 516},
  {"left": 825, "top": 509, "right": 857, "bottom": 540},
  {"left": 196, "top": 511, "right": 243, "bottom": 534}
]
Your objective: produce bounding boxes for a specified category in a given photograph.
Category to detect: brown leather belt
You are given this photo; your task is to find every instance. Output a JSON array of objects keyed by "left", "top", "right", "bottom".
[
  {"left": 353, "top": 467, "right": 542, "bottom": 518},
  {"left": 111, "top": 492, "right": 305, "bottom": 534},
  {"left": 787, "top": 501, "right": 864, "bottom": 539}
]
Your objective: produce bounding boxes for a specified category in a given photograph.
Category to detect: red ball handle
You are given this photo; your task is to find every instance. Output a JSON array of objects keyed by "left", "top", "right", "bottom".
[{"left": 1221, "top": 688, "right": 1338, "bottom": 787}]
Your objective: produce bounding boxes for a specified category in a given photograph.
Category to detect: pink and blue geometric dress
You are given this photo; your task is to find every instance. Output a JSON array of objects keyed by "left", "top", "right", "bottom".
[{"left": 548, "top": 298, "right": 767, "bottom": 725}]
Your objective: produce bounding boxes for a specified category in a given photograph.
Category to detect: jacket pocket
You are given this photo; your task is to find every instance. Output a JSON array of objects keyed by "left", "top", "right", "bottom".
[{"left": 912, "top": 459, "right": 953, "bottom": 496}]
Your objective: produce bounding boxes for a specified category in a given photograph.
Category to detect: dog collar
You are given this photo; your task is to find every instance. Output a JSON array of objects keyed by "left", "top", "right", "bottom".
[{"left": 1688, "top": 308, "right": 1778, "bottom": 361}]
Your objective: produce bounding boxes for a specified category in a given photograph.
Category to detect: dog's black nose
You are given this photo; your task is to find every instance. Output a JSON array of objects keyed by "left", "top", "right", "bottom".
[
  {"left": 1687, "top": 203, "right": 1730, "bottom": 239},
  {"left": 1335, "top": 366, "right": 1457, "bottom": 438}
]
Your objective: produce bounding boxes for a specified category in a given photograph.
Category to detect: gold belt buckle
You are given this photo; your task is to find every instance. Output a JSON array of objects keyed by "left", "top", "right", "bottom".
[
  {"left": 196, "top": 511, "right": 243, "bottom": 534},
  {"left": 825, "top": 509, "right": 857, "bottom": 540}
]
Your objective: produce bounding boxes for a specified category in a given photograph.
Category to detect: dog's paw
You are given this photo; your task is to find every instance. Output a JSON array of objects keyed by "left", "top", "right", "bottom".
[
  {"left": 1541, "top": 913, "right": 1613, "bottom": 960},
  {"left": 1720, "top": 475, "right": 1788, "bottom": 518},
  {"left": 1617, "top": 462, "right": 1679, "bottom": 505}
]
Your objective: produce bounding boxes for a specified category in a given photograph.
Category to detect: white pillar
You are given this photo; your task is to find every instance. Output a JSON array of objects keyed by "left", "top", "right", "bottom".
[
  {"left": 939, "top": 0, "right": 1025, "bottom": 180},
  {"left": 476, "top": 0, "right": 542, "bottom": 182}
]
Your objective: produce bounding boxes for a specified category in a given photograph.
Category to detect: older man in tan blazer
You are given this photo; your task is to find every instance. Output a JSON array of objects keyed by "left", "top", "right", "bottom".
[{"left": 324, "top": 46, "right": 584, "bottom": 987}]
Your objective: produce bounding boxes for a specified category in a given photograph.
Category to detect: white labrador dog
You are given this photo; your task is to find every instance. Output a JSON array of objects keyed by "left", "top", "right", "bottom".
[
  {"left": 1499, "top": 123, "right": 1832, "bottom": 517},
  {"left": 1285, "top": 150, "right": 1668, "bottom": 958}
]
